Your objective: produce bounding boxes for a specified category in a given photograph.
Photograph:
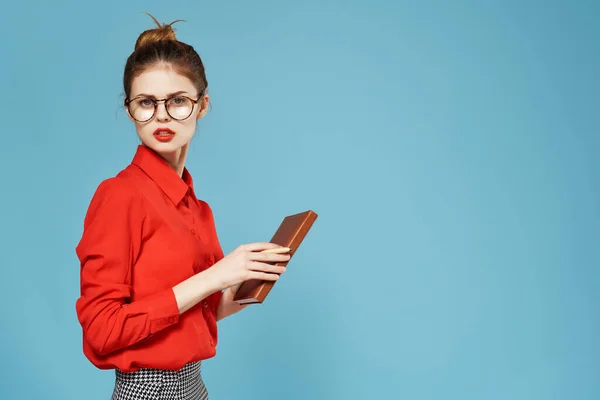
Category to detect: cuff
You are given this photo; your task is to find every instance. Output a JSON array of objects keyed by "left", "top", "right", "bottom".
[{"left": 148, "top": 288, "right": 180, "bottom": 333}]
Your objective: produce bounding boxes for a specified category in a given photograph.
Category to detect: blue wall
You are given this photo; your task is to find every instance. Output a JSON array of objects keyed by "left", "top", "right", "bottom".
[{"left": 0, "top": 1, "right": 598, "bottom": 399}]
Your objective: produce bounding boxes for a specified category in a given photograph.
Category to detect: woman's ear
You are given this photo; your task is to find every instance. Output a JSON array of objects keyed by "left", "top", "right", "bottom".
[
  {"left": 125, "top": 101, "right": 135, "bottom": 122},
  {"left": 196, "top": 94, "right": 210, "bottom": 120},
  {"left": 126, "top": 108, "right": 135, "bottom": 122}
]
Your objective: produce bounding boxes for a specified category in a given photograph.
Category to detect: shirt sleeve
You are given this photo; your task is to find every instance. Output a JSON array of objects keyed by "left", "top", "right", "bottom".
[
  {"left": 75, "top": 177, "right": 180, "bottom": 356},
  {"left": 209, "top": 289, "right": 224, "bottom": 316}
]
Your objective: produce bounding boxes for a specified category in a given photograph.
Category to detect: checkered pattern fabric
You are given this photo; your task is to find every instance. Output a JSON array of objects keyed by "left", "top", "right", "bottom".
[{"left": 110, "top": 361, "right": 209, "bottom": 400}]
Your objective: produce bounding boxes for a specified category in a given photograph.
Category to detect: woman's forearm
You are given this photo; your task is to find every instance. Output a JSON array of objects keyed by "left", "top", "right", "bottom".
[
  {"left": 216, "top": 287, "right": 249, "bottom": 321},
  {"left": 172, "top": 269, "right": 221, "bottom": 314}
]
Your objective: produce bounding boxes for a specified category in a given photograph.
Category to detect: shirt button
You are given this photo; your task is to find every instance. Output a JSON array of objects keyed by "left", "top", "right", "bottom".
[
  {"left": 190, "top": 228, "right": 196, "bottom": 235},
  {"left": 203, "top": 301, "right": 208, "bottom": 308}
]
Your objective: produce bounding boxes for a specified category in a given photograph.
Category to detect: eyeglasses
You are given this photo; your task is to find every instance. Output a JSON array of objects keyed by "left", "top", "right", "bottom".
[{"left": 124, "top": 94, "right": 202, "bottom": 122}]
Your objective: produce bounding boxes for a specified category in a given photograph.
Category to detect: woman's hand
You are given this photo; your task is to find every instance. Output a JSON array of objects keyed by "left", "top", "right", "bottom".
[{"left": 207, "top": 242, "right": 291, "bottom": 292}]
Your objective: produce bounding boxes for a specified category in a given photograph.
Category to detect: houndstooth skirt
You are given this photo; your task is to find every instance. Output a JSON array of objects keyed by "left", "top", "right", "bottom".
[{"left": 110, "top": 361, "right": 209, "bottom": 400}]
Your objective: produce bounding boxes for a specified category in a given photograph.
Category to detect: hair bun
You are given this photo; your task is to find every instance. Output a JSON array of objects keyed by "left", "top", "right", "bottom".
[{"left": 134, "top": 13, "right": 184, "bottom": 50}]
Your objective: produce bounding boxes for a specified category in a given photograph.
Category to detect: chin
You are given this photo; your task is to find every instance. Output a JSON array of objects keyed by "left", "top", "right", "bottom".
[{"left": 142, "top": 137, "right": 190, "bottom": 153}]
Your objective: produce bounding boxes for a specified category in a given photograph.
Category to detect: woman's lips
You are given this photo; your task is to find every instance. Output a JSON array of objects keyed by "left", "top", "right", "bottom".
[{"left": 153, "top": 128, "right": 175, "bottom": 142}]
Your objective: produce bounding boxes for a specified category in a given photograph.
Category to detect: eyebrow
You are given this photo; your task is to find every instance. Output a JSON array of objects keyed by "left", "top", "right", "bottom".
[{"left": 131, "top": 91, "right": 189, "bottom": 99}]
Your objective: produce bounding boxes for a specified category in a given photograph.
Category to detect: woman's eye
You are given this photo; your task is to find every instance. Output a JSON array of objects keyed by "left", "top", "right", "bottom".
[
  {"left": 171, "top": 97, "right": 185, "bottom": 104},
  {"left": 139, "top": 99, "right": 153, "bottom": 107}
]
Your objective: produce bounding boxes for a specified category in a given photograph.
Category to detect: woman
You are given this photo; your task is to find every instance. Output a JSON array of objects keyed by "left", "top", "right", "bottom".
[{"left": 75, "top": 15, "right": 290, "bottom": 400}]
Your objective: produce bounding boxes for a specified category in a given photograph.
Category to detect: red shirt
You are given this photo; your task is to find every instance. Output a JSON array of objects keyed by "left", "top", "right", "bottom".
[{"left": 75, "top": 144, "right": 224, "bottom": 372}]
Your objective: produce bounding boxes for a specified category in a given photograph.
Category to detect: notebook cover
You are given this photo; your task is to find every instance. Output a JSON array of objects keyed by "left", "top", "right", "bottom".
[{"left": 233, "top": 210, "right": 318, "bottom": 304}]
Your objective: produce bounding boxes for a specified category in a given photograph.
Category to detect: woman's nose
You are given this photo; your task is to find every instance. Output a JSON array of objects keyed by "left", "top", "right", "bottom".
[{"left": 155, "top": 102, "right": 171, "bottom": 122}]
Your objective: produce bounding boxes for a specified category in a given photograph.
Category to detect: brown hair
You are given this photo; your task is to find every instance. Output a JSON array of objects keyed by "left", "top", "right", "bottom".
[{"left": 123, "top": 13, "right": 208, "bottom": 100}]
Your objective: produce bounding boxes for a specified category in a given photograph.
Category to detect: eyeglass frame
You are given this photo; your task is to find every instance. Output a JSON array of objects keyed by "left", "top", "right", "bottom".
[{"left": 124, "top": 93, "right": 204, "bottom": 122}]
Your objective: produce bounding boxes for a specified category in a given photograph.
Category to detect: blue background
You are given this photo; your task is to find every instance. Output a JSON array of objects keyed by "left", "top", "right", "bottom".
[{"left": 0, "top": 0, "right": 598, "bottom": 399}]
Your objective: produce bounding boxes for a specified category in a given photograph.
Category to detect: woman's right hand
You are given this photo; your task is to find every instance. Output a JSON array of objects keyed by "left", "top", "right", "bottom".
[{"left": 207, "top": 242, "right": 291, "bottom": 292}]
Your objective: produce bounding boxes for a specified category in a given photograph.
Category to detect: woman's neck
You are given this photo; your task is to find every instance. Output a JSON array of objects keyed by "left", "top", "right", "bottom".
[{"left": 160, "top": 143, "right": 189, "bottom": 177}]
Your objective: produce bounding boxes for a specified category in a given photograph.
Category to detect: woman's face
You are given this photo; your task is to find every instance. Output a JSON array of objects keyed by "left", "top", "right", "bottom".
[{"left": 126, "top": 64, "right": 208, "bottom": 156}]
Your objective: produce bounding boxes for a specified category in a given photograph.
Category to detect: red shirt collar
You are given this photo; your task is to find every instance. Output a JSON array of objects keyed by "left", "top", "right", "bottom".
[{"left": 131, "top": 145, "right": 193, "bottom": 205}]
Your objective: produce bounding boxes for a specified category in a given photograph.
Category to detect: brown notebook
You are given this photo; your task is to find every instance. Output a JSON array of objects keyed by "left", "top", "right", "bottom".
[{"left": 233, "top": 210, "right": 318, "bottom": 304}]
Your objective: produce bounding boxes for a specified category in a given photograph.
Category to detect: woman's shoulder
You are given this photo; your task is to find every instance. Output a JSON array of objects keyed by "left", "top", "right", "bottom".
[
  {"left": 88, "top": 169, "right": 144, "bottom": 210},
  {"left": 94, "top": 174, "right": 135, "bottom": 197}
]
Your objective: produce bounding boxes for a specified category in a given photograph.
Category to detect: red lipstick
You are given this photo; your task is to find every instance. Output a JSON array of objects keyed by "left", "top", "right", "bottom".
[{"left": 153, "top": 128, "right": 175, "bottom": 142}]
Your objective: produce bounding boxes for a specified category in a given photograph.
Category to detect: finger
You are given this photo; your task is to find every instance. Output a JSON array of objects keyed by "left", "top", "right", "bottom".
[
  {"left": 249, "top": 261, "right": 287, "bottom": 274},
  {"left": 260, "top": 247, "right": 291, "bottom": 254},
  {"left": 248, "top": 271, "right": 281, "bottom": 282},
  {"left": 249, "top": 252, "right": 291, "bottom": 263},
  {"left": 243, "top": 242, "right": 288, "bottom": 252}
]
